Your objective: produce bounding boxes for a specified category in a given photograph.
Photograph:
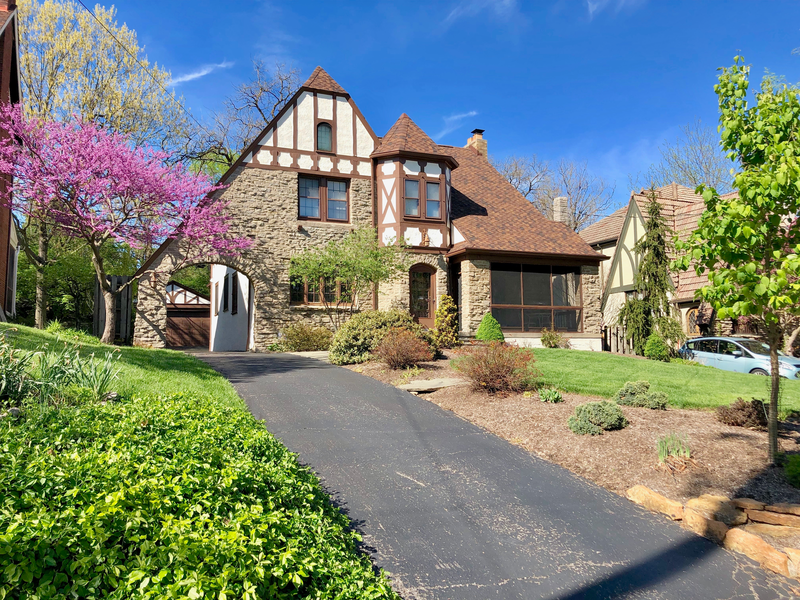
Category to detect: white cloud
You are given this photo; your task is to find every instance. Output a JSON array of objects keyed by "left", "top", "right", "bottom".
[
  {"left": 170, "top": 61, "right": 234, "bottom": 86},
  {"left": 444, "top": 0, "right": 518, "bottom": 26},
  {"left": 434, "top": 111, "right": 479, "bottom": 140},
  {"left": 585, "top": 0, "right": 646, "bottom": 19}
]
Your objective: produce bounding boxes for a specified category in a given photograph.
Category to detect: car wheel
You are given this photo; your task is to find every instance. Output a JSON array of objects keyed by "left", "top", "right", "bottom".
[{"left": 750, "top": 368, "right": 769, "bottom": 376}]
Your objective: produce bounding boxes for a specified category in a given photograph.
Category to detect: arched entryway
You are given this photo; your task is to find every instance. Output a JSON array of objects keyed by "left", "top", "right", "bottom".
[{"left": 409, "top": 263, "right": 436, "bottom": 328}]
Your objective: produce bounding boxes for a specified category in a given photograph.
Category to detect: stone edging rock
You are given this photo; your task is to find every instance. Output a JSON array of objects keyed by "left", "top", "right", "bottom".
[{"left": 626, "top": 485, "right": 800, "bottom": 579}]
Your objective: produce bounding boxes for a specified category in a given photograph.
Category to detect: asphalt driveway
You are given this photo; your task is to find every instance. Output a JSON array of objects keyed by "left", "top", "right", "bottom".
[{"left": 197, "top": 352, "right": 798, "bottom": 599}]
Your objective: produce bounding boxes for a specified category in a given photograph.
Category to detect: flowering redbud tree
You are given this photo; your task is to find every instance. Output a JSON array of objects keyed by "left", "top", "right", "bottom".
[{"left": 0, "top": 105, "right": 250, "bottom": 344}]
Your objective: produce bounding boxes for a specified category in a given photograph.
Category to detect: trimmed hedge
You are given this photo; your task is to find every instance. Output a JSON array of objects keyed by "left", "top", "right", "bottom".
[{"left": 0, "top": 394, "right": 399, "bottom": 599}]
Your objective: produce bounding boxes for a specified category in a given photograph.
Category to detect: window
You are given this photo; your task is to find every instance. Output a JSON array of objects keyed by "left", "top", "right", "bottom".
[
  {"left": 327, "top": 180, "right": 347, "bottom": 221},
  {"left": 231, "top": 273, "right": 239, "bottom": 315},
  {"left": 489, "top": 263, "right": 583, "bottom": 332},
  {"left": 299, "top": 176, "right": 348, "bottom": 222},
  {"left": 317, "top": 122, "right": 332, "bottom": 152},
  {"left": 290, "top": 277, "right": 352, "bottom": 305},
  {"left": 694, "top": 339, "right": 717, "bottom": 353},
  {"left": 426, "top": 181, "right": 441, "bottom": 219},
  {"left": 686, "top": 308, "right": 700, "bottom": 335},
  {"left": 299, "top": 177, "right": 320, "bottom": 218},
  {"left": 222, "top": 274, "right": 229, "bottom": 312},
  {"left": 404, "top": 179, "right": 420, "bottom": 217}
]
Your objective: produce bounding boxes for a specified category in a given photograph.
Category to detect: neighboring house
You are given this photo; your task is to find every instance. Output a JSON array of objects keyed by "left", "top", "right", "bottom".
[
  {"left": 164, "top": 281, "right": 210, "bottom": 348},
  {"left": 0, "top": 0, "right": 19, "bottom": 320},
  {"left": 579, "top": 182, "right": 742, "bottom": 338},
  {"left": 134, "top": 67, "right": 606, "bottom": 352}
]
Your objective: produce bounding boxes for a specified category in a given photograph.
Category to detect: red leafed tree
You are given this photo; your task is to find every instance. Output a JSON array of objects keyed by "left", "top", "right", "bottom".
[{"left": 0, "top": 105, "right": 250, "bottom": 344}]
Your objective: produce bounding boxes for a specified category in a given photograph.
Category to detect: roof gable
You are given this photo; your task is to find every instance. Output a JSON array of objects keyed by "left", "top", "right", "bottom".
[
  {"left": 372, "top": 114, "right": 457, "bottom": 167},
  {"left": 301, "top": 66, "right": 347, "bottom": 96}
]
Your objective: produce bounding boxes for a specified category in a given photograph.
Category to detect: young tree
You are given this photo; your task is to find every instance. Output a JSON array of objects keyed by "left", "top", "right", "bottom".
[
  {"left": 631, "top": 120, "right": 733, "bottom": 194},
  {"left": 493, "top": 156, "right": 617, "bottom": 231},
  {"left": 0, "top": 106, "right": 250, "bottom": 343},
  {"left": 674, "top": 57, "right": 800, "bottom": 464},
  {"left": 619, "top": 188, "right": 684, "bottom": 354},
  {"left": 18, "top": 0, "right": 194, "bottom": 327},
  {"left": 288, "top": 227, "right": 409, "bottom": 331}
]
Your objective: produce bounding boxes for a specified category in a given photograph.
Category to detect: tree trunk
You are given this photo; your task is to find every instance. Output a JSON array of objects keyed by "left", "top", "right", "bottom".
[
  {"left": 34, "top": 229, "right": 49, "bottom": 329},
  {"left": 767, "top": 322, "right": 782, "bottom": 465},
  {"left": 101, "top": 288, "right": 116, "bottom": 344},
  {"left": 784, "top": 324, "right": 800, "bottom": 356}
]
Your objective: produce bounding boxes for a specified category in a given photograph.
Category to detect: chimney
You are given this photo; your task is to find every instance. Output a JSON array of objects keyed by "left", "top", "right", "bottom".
[
  {"left": 552, "top": 196, "right": 569, "bottom": 224},
  {"left": 0, "top": 1, "right": 16, "bottom": 11},
  {"left": 466, "top": 129, "right": 487, "bottom": 156}
]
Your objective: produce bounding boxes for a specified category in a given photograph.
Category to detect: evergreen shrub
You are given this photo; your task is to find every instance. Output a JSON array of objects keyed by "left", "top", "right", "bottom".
[
  {"left": 475, "top": 313, "right": 504, "bottom": 342},
  {"left": 568, "top": 401, "right": 628, "bottom": 435},
  {"left": 616, "top": 380, "right": 668, "bottom": 410},
  {"left": 329, "top": 310, "right": 426, "bottom": 365},
  {"left": 644, "top": 332, "right": 671, "bottom": 362},
  {"left": 281, "top": 323, "right": 333, "bottom": 352}
]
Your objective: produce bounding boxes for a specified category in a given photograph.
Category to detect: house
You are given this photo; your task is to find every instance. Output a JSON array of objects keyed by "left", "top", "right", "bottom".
[
  {"left": 164, "top": 280, "right": 211, "bottom": 348},
  {"left": 133, "top": 67, "right": 606, "bottom": 352},
  {"left": 0, "top": 0, "right": 20, "bottom": 320},
  {"left": 579, "top": 182, "right": 742, "bottom": 339}
]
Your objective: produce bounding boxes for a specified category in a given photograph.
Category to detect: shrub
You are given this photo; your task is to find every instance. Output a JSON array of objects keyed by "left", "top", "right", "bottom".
[
  {"left": 0, "top": 393, "right": 400, "bottom": 599},
  {"left": 475, "top": 313, "right": 504, "bottom": 342},
  {"left": 329, "top": 310, "right": 425, "bottom": 365},
  {"left": 281, "top": 322, "right": 333, "bottom": 352},
  {"left": 540, "top": 328, "right": 566, "bottom": 349},
  {"left": 644, "top": 332, "right": 671, "bottom": 362},
  {"left": 453, "top": 342, "right": 538, "bottom": 393},
  {"left": 375, "top": 328, "right": 434, "bottom": 369},
  {"left": 657, "top": 432, "right": 691, "bottom": 463},
  {"left": 539, "top": 388, "right": 563, "bottom": 403},
  {"left": 616, "top": 380, "right": 667, "bottom": 410},
  {"left": 432, "top": 294, "right": 461, "bottom": 349},
  {"left": 716, "top": 398, "right": 768, "bottom": 428},
  {"left": 785, "top": 455, "right": 800, "bottom": 488},
  {"left": 568, "top": 401, "right": 628, "bottom": 435}
]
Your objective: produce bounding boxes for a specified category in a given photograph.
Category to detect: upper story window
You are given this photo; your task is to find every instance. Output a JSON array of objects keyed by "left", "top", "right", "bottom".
[
  {"left": 317, "top": 122, "right": 333, "bottom": 152},
  {"left": 299, "top": 176, "right": 349, "bottom": 222},
  {"left": 404, "top": 175, "right": 444, "bottom": 220}
]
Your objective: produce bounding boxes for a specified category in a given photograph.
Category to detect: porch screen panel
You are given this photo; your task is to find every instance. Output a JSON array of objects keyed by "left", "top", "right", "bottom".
[
  {"left": 522, "top": 265, "right": 550, "bottom": 305},
  {"left": 492, "top": 307, "right": 522, "bottom": 330},
  {"left": 491, "top": 263, "right": 521, "bottom": 305},
  {"left": 523, "top": 309, "right": 552, "bottom": 330},
  {"left": 553, "top": 267, "right": 580, "bottom": 306}
]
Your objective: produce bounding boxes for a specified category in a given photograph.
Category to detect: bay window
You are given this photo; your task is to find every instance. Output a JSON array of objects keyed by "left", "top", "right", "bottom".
[
  {"left": 404, "top": 179, "right": 420, "bottom": 217},
  {"left": 490, "top": 263, "right": 582, "bottom": 332}
]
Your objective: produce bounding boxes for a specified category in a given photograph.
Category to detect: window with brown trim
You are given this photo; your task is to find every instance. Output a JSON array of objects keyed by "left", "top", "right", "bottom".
[
  {"left": 426, "top": 181, "right": 441, "bottom": 219},
  {"left": 404, "top": 176, "right": 444, "bottom": 221},
  {"left": 317, "top": 122, "right": 332, "bottom": 152},
  {"left": 299, "top": 176, "right": 349, "bottom": 222},
  {"left": 290, "top": 277, "right": 352, "bottom": 305},
  {"left": 404, "top": 179, "right": 419, "bottom": 217},
  {"left": 231, "top": 273, "right": 239, "bottom": 315},
  {"left": 489, "top": 263, "right": 582, "bottom": 332}
]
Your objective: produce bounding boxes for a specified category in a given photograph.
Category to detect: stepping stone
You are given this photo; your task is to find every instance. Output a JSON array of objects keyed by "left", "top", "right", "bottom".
[{"left": 398, "top": 378, "right": 466, "bottom": 393}]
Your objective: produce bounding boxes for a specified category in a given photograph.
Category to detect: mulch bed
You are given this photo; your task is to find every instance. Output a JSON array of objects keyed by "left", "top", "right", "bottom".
[{"left": 345, "top": 354, "right": 800, "bottom": 505}]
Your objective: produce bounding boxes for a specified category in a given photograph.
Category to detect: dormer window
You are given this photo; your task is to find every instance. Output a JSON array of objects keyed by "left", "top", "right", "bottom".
[
  {"left": 317, "top": 122, "right": 332, "bottom": 152},
  {"left": 426, "top": 182, "right": 441, "bottom": 219},
  {"left": 404, "top": 180, "right": 420, "bottom": 217}
]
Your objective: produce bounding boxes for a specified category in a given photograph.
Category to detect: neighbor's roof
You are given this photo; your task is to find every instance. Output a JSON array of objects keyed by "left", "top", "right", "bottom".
[
  {"left": 578, "top": 205, "right": 628, "bottom": 246},
  {"left": 301, "top": 66, "right": 347, "bottom": 95},
  {"left": 445, "top": 145, "right": 605, "bottom": 260},
  {"left": 372, "top": 114, "right": 457, "bottom": 166}
]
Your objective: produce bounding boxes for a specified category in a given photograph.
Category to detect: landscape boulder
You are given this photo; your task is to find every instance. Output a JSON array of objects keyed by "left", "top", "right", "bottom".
[
  {"left": 723, "top": 528, "right": 790, "bottom": 577},
  {"left": 685, "top": 494, "right": 747, "bottom": 527},
  {"left": 746, "top": 509, "right": 800, "bottom": 529},
  {"left": 683, "top": 507, "right": 729, "bottom": 544},
  {"left": 626, "top": 485, "right": 683, "bottom": 521}
]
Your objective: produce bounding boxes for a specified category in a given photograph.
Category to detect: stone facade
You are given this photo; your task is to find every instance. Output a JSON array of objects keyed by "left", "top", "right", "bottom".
[
  {"left": 377, "top": 252, "right": 448, "bottom": 312},
  {"left": 133, "top": 167, "right": 373, "bottom": 351},
  {"left": 580, "top": 264, "right": 602, "bottom": 335},
  {"left": 459, "top": 259, "right": 491, "bottom": 335}
]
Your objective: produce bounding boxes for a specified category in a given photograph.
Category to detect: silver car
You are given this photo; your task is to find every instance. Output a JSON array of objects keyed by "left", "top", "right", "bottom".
[{"left": 678, "top": 337, "right": 800, "bottom": 379}]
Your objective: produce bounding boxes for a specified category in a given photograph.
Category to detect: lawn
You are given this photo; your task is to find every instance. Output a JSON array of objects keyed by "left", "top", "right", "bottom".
[
  {"left": 532, "top": 347, "right": 800, "bottom": 413},
  {"left": 0, "top": 323, "right": 399, "bottom": 599}
]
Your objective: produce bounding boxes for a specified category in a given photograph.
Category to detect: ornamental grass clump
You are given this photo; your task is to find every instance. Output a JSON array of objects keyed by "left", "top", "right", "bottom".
[
  {"left": 615, "top": 380, "right": 667, "bottom": 410},
  {"left": 453, "top": 342, "right": 538, "bottom": 394},
  {"left": 568, "top": 401, "right": 628, "bottom": 435},
  {"left": 657, "top": 432, "right": 691, "bottom": 463},
  {"left": 375, "top": 328, "right": 434, "bottom": 369},
  {"left": 475, "top": 313, "right": 504, "bottom": 342}
]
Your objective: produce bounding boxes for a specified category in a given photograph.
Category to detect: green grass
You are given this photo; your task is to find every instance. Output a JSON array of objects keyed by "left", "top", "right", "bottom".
[
  {"left": 0, "top": 323, "right": 240, "bottom": 405},
  {"left": 531, "top": 347, "right": 800, "bottom": 414}
]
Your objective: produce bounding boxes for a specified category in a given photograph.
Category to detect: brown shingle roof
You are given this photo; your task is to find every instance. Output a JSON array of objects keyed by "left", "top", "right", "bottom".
[
  {"left": 446, "top": 146, "right": 604, "bottom": 260},
  {"left": 579, "top": 206, "right": 628, "bottom": 245},
  {"left": 301, "top": 66, "right": 347, "bottom": 95},
  {"left": 372, "top": 114, "right": 455, "bottom": 164}
]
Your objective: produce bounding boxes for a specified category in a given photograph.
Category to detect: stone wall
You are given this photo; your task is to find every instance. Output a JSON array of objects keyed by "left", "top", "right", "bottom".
[
  {"left": 377, "top": 252, "right": 448, "bottom": 312},
  {"left": 581, "top": 264, "right": 602, "bottom": 335},
  {"left": 460, "top": 259, "right": 491, "bottom": 336},
  {"left": 133, "top": 168, "right": 373, "bottom": 351}
]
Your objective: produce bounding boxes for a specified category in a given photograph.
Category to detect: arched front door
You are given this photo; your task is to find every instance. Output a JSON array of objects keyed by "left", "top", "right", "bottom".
[{"left": 410, "top": 264, "right": 436, "bottom": 328}]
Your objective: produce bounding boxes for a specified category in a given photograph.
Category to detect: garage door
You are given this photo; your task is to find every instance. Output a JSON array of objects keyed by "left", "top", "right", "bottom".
[{"left": 166, "top": 307, "right": 210, "bottom": 348}]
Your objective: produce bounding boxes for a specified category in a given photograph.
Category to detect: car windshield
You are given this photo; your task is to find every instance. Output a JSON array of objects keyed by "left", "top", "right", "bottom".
[{"left": 736, "top": 340, "right": 785, "bottom": 357}]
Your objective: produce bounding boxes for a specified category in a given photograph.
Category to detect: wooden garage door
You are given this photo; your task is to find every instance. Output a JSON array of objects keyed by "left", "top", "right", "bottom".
[{"left": 166, "top": 307, "right": 210, "bottom": 348}]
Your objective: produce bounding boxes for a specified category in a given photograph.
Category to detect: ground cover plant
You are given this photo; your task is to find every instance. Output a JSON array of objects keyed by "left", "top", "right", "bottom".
[
  {"left": 0, "top": 323, "right": 399, "bottom": 599},
  {"left": 530, "top": 347, "right": 800, "bottom": 414},
  {"left": 281, "top": 322, "right": 333, "bottom": 352},
  {"left": 538, "top": 388, "right": 563, "bottom": 403},
  {"left": 375, "top": 328, "right": 434, "bottom": 369},
  {"left": 716, "top": 398, "right": 768, "bottom": 429},
  {"left": 616, "top": 380, "right": 667, "bottom": 410},
  {"left": 567, "top": 401, "right": 628, "bottom": 435},
  {"left": 453, "top": 342, "right": 537, "bottom": 394}
]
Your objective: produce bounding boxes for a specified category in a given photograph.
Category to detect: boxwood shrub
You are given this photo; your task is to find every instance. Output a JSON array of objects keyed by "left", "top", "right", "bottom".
[{"left": 0, "top": 394, "right": 399, "bottom": 599}]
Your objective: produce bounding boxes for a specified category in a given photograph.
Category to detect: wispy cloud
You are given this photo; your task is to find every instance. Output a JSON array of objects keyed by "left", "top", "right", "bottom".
[
  {"left": 444, "top": 0, "right": 518, "bottom": 26},
  {"left": 434, "top": 111, "right": 479, "bottom": 140},
  {"left": 169, "top": 61, "right": 234, "bottom": 86},
  {"left": 585, "top": 0, "right": 646, "bottom": 19}
]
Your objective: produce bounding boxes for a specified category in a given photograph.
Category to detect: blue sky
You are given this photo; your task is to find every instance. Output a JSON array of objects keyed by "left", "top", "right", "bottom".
[{"left": 116, "top": 0, "right": 800, "bottom": 206}]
